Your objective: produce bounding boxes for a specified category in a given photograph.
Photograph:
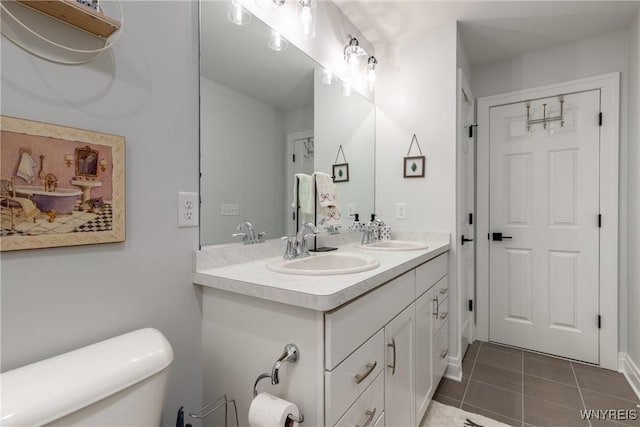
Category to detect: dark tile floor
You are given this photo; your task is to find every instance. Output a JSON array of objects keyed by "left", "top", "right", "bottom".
[{"left": 434, "top": 341, "right": 640, "bottom": 427}]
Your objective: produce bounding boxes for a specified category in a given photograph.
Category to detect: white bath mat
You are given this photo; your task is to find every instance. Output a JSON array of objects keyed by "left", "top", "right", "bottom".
[{"left": 421, "top": 400, "right": 513, "bottom": 427}]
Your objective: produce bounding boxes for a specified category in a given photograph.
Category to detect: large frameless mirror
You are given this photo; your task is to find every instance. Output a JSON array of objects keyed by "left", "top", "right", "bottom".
[{"left": 199, "top": 0, "right": 375, "bottom": 246}]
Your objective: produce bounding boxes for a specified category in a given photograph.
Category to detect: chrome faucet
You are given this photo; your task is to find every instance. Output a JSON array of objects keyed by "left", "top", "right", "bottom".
[
  {"left": 233, "top": 221, "right": 264, "bottom": 244},
  {"left": 296, "top": 222, "right": 319, "bottom": 257},
  {"left": 281, "top": 222, "right": 319, "bottom": 259},
  {"left": 362, "top": 215, "right": 385, "bottom": 244}
]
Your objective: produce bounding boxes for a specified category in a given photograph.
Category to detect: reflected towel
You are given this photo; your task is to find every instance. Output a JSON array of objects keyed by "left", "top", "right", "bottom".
[
  {"left": 16, "top": 152, "right": 36, "bottom": 184},
  {"left": 292, "top": 174, "right": 314, "bottom": 215},
  {"left": 321, "top": 205, "right": 342, "bottom": 226},
  {"left": 315, "top": 172, "right": 337, "bottom": 207}
]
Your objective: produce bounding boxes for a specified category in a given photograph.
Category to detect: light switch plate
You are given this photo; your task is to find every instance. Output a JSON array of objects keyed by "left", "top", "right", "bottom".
[
  {"left": 396, "top": 202, "right": 407, "bottom": 220},
  {"left": 347, "top": 203, "right": 356, "bottom": 217},
  {"left": 178, "top": 192, "right": 199, "bottom": 227},
  {"left": 221, "top": 203, "right": 240, "bottom": 216}
]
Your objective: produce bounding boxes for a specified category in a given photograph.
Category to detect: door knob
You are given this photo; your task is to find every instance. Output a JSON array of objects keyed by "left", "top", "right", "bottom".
[
  {"left": 492, "top": 232, "right": 512, "bottom": 241},
  {"left": 461, "top": 235, "right": 474, "bottom": 245}
]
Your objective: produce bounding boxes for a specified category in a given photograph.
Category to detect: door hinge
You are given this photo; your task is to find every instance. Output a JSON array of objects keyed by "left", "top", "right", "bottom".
[
  {"left": 468, "top": 124, "right": 478, "bottom": 138},
  {"left": 469, "top": 213, "right": 473, "bottom": 225},
  {"left": 599, "top": 112, "right": 603, "bottom": 126},
  {"left": 292, "top": 154, "right": 296, "bottom": 162},
  {"left": 598, "top": 214, "right": 602, "bottom": 228},
  {"left": 598, "top": 315, "right": 602, "bottom": 329},
  {"left": 292, "top": 212, "right": 296, "bottom": 221},
  {"left": 468, "top": 300, "right": 473, "bottom": 312}
]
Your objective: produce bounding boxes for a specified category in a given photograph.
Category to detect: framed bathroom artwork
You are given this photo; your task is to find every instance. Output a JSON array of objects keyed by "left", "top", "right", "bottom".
[
  {"left": 332, "top": 163, "right": 349, "bottom": 182},
  {"left": 404, "top": 155, "right": 425, "bottom": 178},
  {"left": 0, "top": 115, "right": 125, "bottom": 251}
]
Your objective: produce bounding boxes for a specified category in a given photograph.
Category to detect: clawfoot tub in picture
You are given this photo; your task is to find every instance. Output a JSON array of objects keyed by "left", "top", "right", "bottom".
[{"left": 14, "top": 186, "right": 82, "bottom": 215}]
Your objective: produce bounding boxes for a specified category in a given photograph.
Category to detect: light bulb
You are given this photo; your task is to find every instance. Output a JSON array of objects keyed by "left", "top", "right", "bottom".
[
  {"left": 341, "top": 81, "right": 352, "bottom": 97},
  {"left": 227, "top": 0, "right": 251, "bottom": 25},
  {"left": 300, "top": 6, "right": 312, "bottom": 36},
  {"left": 347, "top": 55, "right": 360, "bottom": 77},
  {"left": 321, "top": 69, "right": 333, "bottom": 85},
  {"left": 268, "top": 30, "right": 288, "bottom": 51},
  {"left": 297, "top": 0, "right": 315, "bottom": 39},
  {"left": 367, "top": 68, "right": 376, "bottom": 92},
  {"left": 367, "top": 56, "right": 377, "bottom": 92}
]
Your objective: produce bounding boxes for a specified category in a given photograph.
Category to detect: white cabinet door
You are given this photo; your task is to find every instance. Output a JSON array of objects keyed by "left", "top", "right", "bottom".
[
  {"left": 385, "top": 304, "right": 415, "bottom": 427},
  {"left": 415, "top": 288, "right": 435, "bottom": 424}
]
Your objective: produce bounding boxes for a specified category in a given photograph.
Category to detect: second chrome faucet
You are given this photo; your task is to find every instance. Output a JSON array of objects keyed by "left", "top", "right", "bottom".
[{"left": 233, "top": 221, "right": 268, "bottom": 245}]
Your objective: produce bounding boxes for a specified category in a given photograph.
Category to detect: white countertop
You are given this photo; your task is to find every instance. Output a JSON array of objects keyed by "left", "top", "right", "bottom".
[{"left": 193, "top": 237, "right": 450, "bottom": 311}]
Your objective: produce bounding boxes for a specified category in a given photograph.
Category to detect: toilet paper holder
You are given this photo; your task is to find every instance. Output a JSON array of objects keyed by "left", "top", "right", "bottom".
[{"left": 252, "top": 343, "right": 304, "bottom": 424}]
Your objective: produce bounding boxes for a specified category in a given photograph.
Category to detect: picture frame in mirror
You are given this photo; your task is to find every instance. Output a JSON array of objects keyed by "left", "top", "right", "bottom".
[
  {"left": 332, "top": 163, "right": 349, "bottom": 182},
  {"left": 404, "top": 155, "right": 425, "bottom": 178}
]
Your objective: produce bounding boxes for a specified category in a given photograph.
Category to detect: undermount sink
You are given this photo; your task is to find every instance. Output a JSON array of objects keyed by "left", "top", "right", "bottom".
[
  {"left": 355, "top": 240, "right": 429, "bottom": 251},
  {"left": 266, "top": 252, "right": 380, "bottom": 275}
]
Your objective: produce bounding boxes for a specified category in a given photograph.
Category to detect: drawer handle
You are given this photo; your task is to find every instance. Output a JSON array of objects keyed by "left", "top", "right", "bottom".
[
  {"left": 354, "top": 361, "right": 377, "bottom": 384},
  {"left": 432, "top": 297, "right": 439, "bottom": 318},
  {"left": 440, "top": 348, "right": 448, "bottom": 359},
  {"left": 356, "top": 408, "right": 377, "bottom": 427},
  {"left": 387, "top": 339, "right": 396, "bottom": 376},
  {"left": 439, "top": 287, "right": 448, "bottom": 295},
  {"left": 439, "top": 311, "right": 448, "bottom": 320}
]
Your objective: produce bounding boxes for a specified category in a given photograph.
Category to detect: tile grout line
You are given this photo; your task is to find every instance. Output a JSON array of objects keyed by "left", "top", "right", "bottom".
[
  {"left": 460, "top": 342, "right": 482, "bottom": 408},
  {"left": 522, "top": 349, "right": 525, "bottom": 427},
  {"left": 571, "top": 361, "right": 593, "bottom": 427}
]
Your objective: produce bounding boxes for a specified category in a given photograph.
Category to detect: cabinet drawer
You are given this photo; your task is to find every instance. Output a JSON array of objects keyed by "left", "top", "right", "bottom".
[
  {"left": 325, "top": 329, "right": 384, "bottom": 426},
  {"left": 432, "top": 320, "right": 449, "bottom": 387},
  {"left": 416, "top": 253, "right": 448, "bottom": 296},
  {"left": 334, "top": 371, "right": 384, "bottom": 427},
  {"left": 325, "top": 270, "right": 414, "bottom": 369}
]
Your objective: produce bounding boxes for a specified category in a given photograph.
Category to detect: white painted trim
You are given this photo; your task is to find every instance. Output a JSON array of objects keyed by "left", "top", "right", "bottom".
[
  {"left": 445, "top": 355, "right": 463, "bottom": 382},
  {"left": 476, "top": 73, "right": 620, "bottom": 370},
  {"left": 620, "top": 352, "right": 640, "bottom": 401}
]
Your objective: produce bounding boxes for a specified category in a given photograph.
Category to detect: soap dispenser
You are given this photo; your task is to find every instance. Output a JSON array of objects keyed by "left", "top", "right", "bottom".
[{"left": 349, "top": 213, "right": 362, "bottom": 231}]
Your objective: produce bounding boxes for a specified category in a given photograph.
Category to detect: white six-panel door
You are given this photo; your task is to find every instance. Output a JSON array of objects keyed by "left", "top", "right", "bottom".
[{"left": 489, "top": 90, "right": 600, "bottom": 363}]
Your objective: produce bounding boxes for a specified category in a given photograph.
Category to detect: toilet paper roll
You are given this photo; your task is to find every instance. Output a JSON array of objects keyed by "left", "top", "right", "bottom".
[{"left": 248, "top": 392, "right": 300, "bottom": 427}]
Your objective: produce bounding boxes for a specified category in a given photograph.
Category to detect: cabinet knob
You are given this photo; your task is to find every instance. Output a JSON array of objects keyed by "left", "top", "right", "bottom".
[
  {"left": 440, "top": 348, "right": 449, "bottom": 359},
  {"left": 439, "top": 311, "right": 448, "bottom": 320}
]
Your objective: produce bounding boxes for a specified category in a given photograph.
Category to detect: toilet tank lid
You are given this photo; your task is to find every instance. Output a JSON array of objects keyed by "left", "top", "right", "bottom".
[{"left": 0, "top": 328, "right": 174, "bottom": 427}]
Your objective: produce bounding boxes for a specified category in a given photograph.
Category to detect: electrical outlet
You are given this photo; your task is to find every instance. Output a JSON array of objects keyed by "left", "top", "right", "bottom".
[
  {"left": 396, "top": 202, "right": 407, "bottom": 220},
  {"left": 178, "top": 192, "right": 198, "bottom": 227}
]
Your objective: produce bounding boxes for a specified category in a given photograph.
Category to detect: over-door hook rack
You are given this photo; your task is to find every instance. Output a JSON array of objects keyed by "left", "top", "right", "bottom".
[{"left": 526, "top": 95, "right": 565, "bottom": 130}]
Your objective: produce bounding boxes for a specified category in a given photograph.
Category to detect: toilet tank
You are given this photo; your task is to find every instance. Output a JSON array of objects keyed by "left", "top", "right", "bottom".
[{"left": 0, "top": 328, "right": 174, "bottom": 426}]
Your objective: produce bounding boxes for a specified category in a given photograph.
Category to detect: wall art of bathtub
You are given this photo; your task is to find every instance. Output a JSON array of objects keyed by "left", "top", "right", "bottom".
[{"left": 15, "top": 186, "right": 82, "bottom": 215}]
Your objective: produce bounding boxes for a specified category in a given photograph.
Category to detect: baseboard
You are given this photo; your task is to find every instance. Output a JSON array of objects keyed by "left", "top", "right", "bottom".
[
  {"left": 619, "top": 352, "right": 640, "bottom": 400},
  {"left": 445, "top": 353, "right": 462, "bottom": 382}
]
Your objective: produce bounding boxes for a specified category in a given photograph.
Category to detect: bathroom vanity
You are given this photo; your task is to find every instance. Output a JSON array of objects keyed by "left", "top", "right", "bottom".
[{"left": 193, "top": 233, "right": 450, "bottom": 427}]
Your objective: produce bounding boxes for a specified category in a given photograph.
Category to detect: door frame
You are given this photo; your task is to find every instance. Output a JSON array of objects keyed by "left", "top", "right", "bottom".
[{"left": 476, "top": 73, "right": 620, "bottom": 370}]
